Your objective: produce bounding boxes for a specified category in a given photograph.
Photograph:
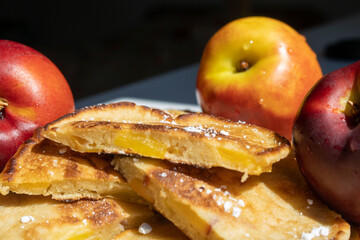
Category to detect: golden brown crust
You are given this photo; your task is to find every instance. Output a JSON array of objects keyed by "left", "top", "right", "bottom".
[
  {"left": 0, "top": 132, "right": 141, "bottom": 202},
  {"left": 44, "top": 101, "right": 172, "bottom": 131},
  {"left": 0, "top": 193, "right": 154, "bottom": 240},
  {"left": 41, "top": 101, "right": 290, "bottom": 175},
  {"left": 113, "top": 156, "right": 351, "bottom": 240}
]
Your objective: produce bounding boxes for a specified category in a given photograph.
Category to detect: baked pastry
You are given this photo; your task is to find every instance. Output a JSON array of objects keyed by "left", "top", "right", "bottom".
[
  {"left": 0, "top": 193, "right": 154, "bottom": 240},
  {"left": 0, "top": 129, "right": 141, "bottom": 202},
  {"left": 114, "top": 216, "right": 189, "bottom": 240},
  {"left": 42, "top": 102, "right": 290, "bottom": 176},
  {"left": 112, "top": 155, "right": 350, "bottom": 240}
]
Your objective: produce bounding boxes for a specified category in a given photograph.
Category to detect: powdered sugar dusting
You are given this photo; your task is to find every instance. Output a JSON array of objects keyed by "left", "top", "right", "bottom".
[
  {"left": 183, "top": 126, "right": 205, "bottom": 133},
  {"left": 20, "top": 216, "right": 34, "bottom": 223},
  {"left": 198, "top": 183, "right": 245, "bottom": 218},
  {"left": 138, "top": 222, "right": 152, "bottom": 234},
  {"left": 59, "top": 148, "right": 67, "bottom": 154},
  {"left": 183, "top": 125, "right": 223, "bottom": 138},
  {"left": 220, "top": 130, "right": 229, "bottom": 136},
  {"left": 301, "top": 226, "right": 329, "bottom": 240}
]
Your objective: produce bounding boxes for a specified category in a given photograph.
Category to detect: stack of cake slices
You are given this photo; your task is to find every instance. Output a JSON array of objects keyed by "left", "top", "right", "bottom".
[{"left": 0, "top": 102, "right": 352, "bottom": 240}]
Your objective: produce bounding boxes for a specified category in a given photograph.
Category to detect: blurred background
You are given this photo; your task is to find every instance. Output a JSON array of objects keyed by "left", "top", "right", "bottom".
[{"left": 1, "top": 0, "right": 360, "bottom": 100}]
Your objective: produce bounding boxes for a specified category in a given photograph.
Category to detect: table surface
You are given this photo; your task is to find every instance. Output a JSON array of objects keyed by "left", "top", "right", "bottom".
[{"left": 76, "top": 12, "right": 360, "bottom": 109}]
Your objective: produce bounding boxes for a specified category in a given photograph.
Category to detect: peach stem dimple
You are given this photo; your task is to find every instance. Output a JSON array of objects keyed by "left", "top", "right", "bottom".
[
  {"left": 0, "top": 97, "right": 8, "bottom": 119},
  {"left": 0, "top": 97, "right": 8, "bottom": 111},
  {"left": 347, "top": 100, "right": 360, "bottom": 126},
  {"left": 236, "top": 61, "right": 250, "bottom": 73}
]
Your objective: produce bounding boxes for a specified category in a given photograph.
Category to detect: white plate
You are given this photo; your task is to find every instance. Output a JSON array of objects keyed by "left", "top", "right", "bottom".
[{"left": 104, "top": 97, "right": 201, "bottom": 112}]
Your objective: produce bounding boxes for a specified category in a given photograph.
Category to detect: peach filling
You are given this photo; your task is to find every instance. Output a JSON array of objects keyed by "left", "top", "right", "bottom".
[
  {"left": 114, "top": 131, "right": 166, "bottom": 159},
  {"left": 217, "top": 146, "right": 264, "bottom": 174},
  {"left": 113, "top": 130, "right": 267, "bottom": 175},
  {"left": 66, "top": 231, "right": 93, "bottom": 240}
]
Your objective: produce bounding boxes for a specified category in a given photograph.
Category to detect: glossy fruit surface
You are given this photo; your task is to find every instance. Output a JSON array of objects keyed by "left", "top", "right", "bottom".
[
  {"left": 0, "top": 40, "right": 74, "bottom": 169},
  {"left": 293, "top": 60, "right": 360, "bottom": 224},
  {"left": 196, "top": 16, "right": 322, "bottom": 139}
]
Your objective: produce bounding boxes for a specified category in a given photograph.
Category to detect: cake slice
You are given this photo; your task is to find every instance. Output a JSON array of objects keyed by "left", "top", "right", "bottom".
[
  {"left": 42, "top": 102, "right": 290, "bottom": 176},
  {"left": 0, "top": 129, "right": 141, "bottom": 202},
  {"left": 112, "top": 155, "right": 350, "bottom": 240},
  {"left": 0, "top": 193, "right": 154, "bottom": 240}
]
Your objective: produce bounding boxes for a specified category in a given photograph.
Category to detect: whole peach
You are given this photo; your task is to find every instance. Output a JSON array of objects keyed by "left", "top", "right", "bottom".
[
  {"left": 0, "top": 40, "right": 74, "bottom": 169},
  {"left": 196, "top": 16, "right": 322, "bottom": 139}
]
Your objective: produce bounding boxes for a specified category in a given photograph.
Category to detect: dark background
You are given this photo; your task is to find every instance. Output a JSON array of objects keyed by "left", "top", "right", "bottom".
[{"left": 1, "top": 0, "right": 360, "bottom": 100}]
